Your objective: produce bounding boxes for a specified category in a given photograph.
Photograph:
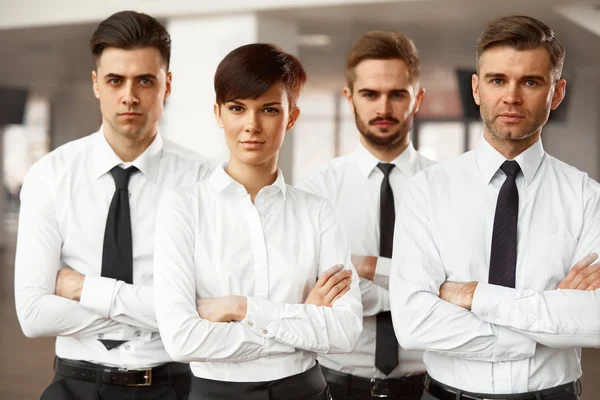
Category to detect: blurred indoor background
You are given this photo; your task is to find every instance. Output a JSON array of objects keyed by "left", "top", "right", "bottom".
[{"left": 0, "top": 0, "right": 598, "bottom": 398}]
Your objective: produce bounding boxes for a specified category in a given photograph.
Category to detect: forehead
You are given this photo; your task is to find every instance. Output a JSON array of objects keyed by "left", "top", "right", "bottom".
[
  {"left": 353, "top": 58, "right": 413, "bottom": 90},
  {"left": 96, "top": 47, "right": 166, "bottom": 75},
  {"left": 478, "top": 46, "right": 552, "bottom": 77}
]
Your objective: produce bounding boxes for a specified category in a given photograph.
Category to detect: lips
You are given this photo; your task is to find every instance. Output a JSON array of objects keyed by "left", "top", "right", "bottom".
[
  {"left": 240, "top": 141, "right": 265, "bottom": 150},
  {"left": 498, "top": 114, "right": 525, "bottom": 122}
]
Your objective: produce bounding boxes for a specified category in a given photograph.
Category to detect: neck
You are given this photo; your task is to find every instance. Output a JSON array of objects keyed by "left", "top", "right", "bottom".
[
  {"left": 484, "top": 130, "right": 540, "bottom": 160},
  {"left": 103, "top": 123, "right": 157, "bottom": 162},
  {"left": 225, "top": 156, "right": 279, "bottom": 203},
  {"left": 360, "top": 135, "right": 410, "bottom": 162}
]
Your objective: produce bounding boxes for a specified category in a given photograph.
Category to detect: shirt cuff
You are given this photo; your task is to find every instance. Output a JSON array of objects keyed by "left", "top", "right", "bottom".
[
  {"left": 80, "top": 275, "right": 119, "bottom": 319},
  {"left": 471, "top": 283, "right": 517, "bottom": 325},
  {"left": 375, "top": 256, "right": 391, "bottom": 278},
  {"left": 241, "top": 297, "right": 281, "bottom": 339}
]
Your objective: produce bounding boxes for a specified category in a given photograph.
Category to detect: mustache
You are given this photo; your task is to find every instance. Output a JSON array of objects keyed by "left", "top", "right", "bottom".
[{"left": 369, "top": 117, "right": 399, "bottom": 125}]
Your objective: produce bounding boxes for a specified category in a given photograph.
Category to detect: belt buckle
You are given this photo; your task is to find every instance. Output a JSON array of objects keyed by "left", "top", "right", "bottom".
[
  {"left": 128, "top": 369, "right": 152, "bottom": 387},
  {"left": 370, "top": 378, "right": 393, "bottom": 398}
]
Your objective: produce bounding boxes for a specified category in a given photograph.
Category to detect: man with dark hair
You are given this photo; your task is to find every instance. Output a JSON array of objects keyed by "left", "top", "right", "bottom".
[
  {"left": 298, "top": 31, "right": 433, "bottom": 399},
  {"left": 14, "top": 10, "right": 211, "bottom": 399},
  {"left": 391, "top": 15, "right": 600, "bottom": 400}
]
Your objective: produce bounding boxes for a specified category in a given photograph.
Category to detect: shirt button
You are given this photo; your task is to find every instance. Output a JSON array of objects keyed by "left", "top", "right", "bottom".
[
  {"left": 499, "top": 361, "right": 505, "bottom": 365},
  {"left": 482, "top": 312, "right": 488, "bottom": 317},
  {"left": 134, "top": 331, "right": 141, "bottom": 337},
  {"left": 496, "top": 314, "right": 502, "bottom": 319},
  {"left": 124, "top": 344, "right": 131, "bottom": 350},
  {"left": 97, "top": 333, "right": 104, "bottom": 339},
  {"left": 263, "top": 330, "right": 268, "bottom": 335},
  {"left": 248, "top": 322, "right": 254, "bottom": 327},
  {"left": 128, "top": 192, "right": 132, "bottom": 198}
]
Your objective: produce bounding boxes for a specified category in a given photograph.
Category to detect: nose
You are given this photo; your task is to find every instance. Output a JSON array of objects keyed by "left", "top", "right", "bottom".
[
  {"left": 375, "top": 96, "right": 392, "bottom": 117},
  {"left": 244, "top": 111, "right": 261, "bottom": 134},
  {"left": 121, "top": 82, "right": 139, "bottom": 106},
  {"left": 502, "top": 82, "right": 523, "bottom": 105}
]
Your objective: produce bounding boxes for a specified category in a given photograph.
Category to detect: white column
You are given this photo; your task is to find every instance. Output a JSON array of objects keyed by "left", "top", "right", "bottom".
[{"left": 163, "top": 13, "right": 298, "bottom": 181}]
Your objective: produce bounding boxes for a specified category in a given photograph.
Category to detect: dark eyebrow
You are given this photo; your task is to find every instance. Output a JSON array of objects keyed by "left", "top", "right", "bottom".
[
  {"left": 103, "top": 73, "right": 158, "bottom": 80},
  {"left": 521, "top": 75, "right": 547, "bottom": 82},
  {"left": 483, "top": 73, "right": 507, "bottom": 80},
  {"left": 357, "top": 88, "right": 410, "bottom": 94},
  {"left": 227, "top": 100, "right": 283, "bottom": 107},
  {"left": 483, "top": 73, "right": 547, "bottom": 83}
]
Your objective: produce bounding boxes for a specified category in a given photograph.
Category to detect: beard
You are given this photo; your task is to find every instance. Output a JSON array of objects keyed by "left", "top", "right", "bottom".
[
  {"left": 354, "top": 105, "right": 413, "bottom": 148},
  {"left": 480, "top": 103, "right": 549, "bottom": 143}
]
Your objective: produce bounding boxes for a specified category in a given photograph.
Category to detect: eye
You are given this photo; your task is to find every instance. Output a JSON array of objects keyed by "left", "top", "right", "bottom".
[
  {"left": 524, "top": 80, "right": 537, "bottom": 87},
  {"left": 391, "top": 92, "right": 405, "bottom": 99},
  {"left": 362, "top": 92, "right": 377, "bottom": 99},
  {"left": 228, "top": 105, "right": 244, "bottom": 113},
  {"left": 140, "top": 78, "right": 153, "bottom": 86},
  {"left": 263, "top": 107, "right": 279, "bottom": 114},
  {"left": 492, "top": 78, "right": 503, "bottom": 85},
  {"left": 107, "top": 78, "right": 121, "bottom": 85}
]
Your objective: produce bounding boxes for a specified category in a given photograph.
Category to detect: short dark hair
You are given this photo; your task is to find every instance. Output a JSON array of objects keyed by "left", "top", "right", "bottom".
[
  {"left": 476, "top": 15, "right": 565, "bottom": 79},
  {"left": 346, "top": 31, "right": 420, "bottom": 90},
  {"left": 214, "top": 43, "right": 307, "bottom": 110},
  {"left": 90, "top": 10, "right": 171, "bottom": 69}
]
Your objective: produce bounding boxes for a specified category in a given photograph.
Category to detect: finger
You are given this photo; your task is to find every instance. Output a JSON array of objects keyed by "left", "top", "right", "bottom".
[
  {"left": 322, "top": 269, "right": 352, "bottom": 292},
  {"left": 331, "top": 286, "right": 351, "bottom": 304},
  {"left": 559, "top": 253, "right": 598, "bottom": 288},
  {"left": 572, "top": 265, "right": 600, "bottom": 290},
  {"left": 585, "top": 277, "right": 600, "bottom": 291},
  {"left": 324, "top": 278, "right": 351, "bottom": 305},
  {"left": 578, "top": 268, "right": 600, "bottom": 290},
  {"left": 316, "top": 264, "right": 344, "bottom": 287}
]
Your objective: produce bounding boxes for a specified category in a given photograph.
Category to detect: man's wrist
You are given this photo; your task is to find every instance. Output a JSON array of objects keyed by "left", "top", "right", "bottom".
[
  {"left": 234, "top": 296, "right": 247, "bottom": 321},
  {"left": 465, "top": 282, "right": 478, "bottom": 310}
]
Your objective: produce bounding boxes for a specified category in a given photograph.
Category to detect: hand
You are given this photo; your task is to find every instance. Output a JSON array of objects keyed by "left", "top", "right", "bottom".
[
  {"left": 557, "top": 253, "right": 600, "bottom": 290},
  {"left": 351, "top": 255, "right": 377, "bottom": 280},
  {"left": 55, "top": 267, "right": 85, "bottom": 301},
  {"left": 305, "top": 264, "right": 352, "bottom": 307},
  {"left": 439, "top": 281, "right": 478, "bottom": 310},
  {"left": 196, "top": 296, "right": 247, "bottom": 322}
]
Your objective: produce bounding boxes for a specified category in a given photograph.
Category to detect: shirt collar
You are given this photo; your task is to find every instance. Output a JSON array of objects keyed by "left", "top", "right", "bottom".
[
  {"left": 475, "top": 135, "right": 545, "bottom": 186},
  {"left": 92, "top": 125, "right": 163, "bottom": 183},
  {"left": 208, "top": 163, "right": 287, "bottom": 199},
  {"left": 353, "top": 140, "right": 418, "bottom": 179}
]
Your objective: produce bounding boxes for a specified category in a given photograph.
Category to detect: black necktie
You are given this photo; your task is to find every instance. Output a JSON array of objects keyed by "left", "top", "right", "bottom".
[
  {"left": 99, "top": 166, "right": 138, "bottom": 350},
  {"left": 375, "top": 162, "right": 399, "bottom": 376},
  {"left": 489, "top": 160, "right": 521, "bottom": 288}
]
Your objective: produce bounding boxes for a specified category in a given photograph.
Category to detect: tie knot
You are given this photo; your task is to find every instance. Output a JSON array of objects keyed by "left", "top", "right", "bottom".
[
  {"left": 377, "top": 163, "right": 395, "bottom": 177},
  {"left": 110, "top": 166, "right": 138, "bottom": 190},
  {"left": 500, "top": 160, "right": 521, "bottom": 178}
]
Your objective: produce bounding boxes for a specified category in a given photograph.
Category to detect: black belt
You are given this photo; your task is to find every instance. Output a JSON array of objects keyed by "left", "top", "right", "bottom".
[
  {"left": 322, "top": 366, "right": 424, "bottom": 397},
  {"left": 54, "top": 357, "right": 190, "bottom": 387},
  {"left": 424, "top": 374, "right": 581, "bottom": 400}
]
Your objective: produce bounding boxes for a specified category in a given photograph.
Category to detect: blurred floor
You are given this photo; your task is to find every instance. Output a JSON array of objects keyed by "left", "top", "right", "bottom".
[{"left": 0, "top": 210, "right": 598, "bottom": 399}]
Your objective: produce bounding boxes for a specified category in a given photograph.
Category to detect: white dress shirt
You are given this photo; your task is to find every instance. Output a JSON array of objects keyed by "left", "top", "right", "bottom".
[
  {"left": 390, "top": 136, "right": 600, "bottom": 394},
  {"left": 298, "top": 142, "right": 434, "bottom": 379},
  {"left": 153, "top": 164, "right": 363, "bottom": 382},
  {"left": 14, "top": 128, "right": 212, "bottom": 369}
]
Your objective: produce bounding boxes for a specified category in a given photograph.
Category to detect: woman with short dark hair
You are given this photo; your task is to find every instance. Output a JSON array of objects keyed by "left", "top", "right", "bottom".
[{"left": 154, "top": 43, "right": 363, "bottom": 400}]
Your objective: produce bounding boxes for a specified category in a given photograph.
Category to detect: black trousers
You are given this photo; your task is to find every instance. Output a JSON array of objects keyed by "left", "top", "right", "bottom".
[
  {"left": 421, "top": 391, "right": 580, "bottom": 400},
  {"left": 328, "top": 380, "right": 422, "bottom": 400},
  {"left": 189, "top": 362, "right": 332, "bottom": 400},
  {"left": 40, "top": 368, "right": 191, "bottom": 400}
]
